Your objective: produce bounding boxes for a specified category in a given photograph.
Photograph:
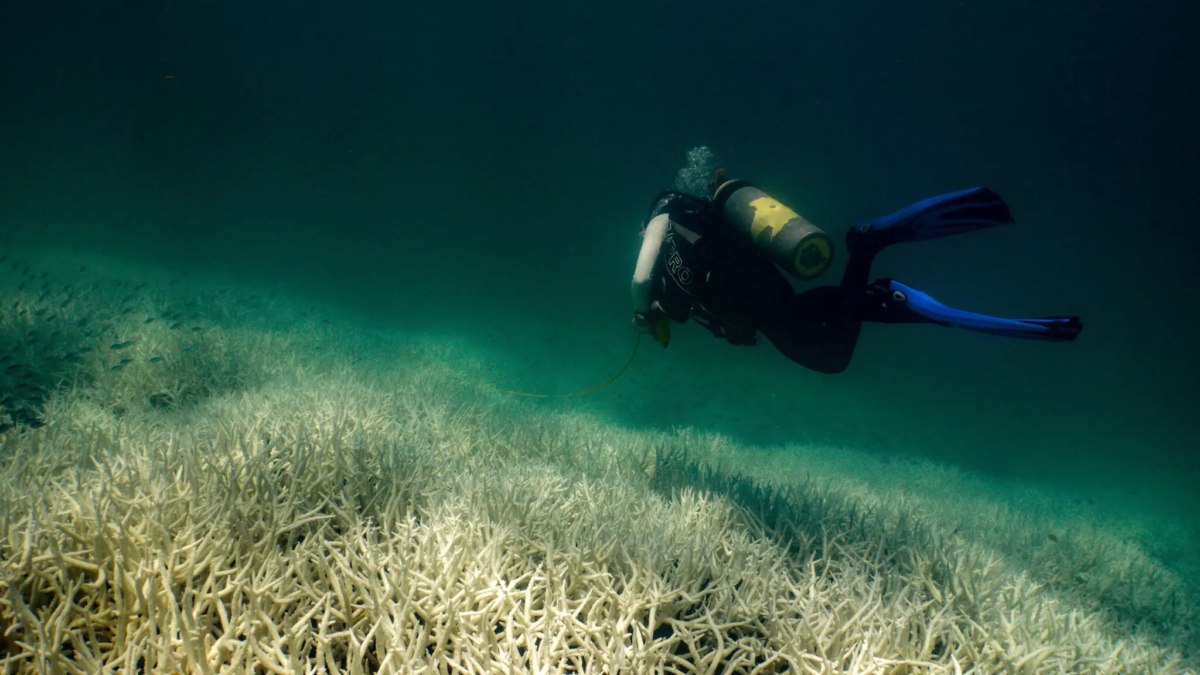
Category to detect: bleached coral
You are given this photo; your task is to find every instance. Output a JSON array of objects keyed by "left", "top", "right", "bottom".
[{"left": 0, "top": 251, "right": 1196, "bottom": 674}]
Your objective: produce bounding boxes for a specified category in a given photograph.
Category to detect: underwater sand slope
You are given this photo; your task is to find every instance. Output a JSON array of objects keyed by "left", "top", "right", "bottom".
[{"left": 0, "top": 251, "right": 1196, "bottom": 674}]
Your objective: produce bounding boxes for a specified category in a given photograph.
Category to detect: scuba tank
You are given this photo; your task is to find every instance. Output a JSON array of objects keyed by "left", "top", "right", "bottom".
[{"left": 710, "top": 176, "right": 834, "bottom": 281}]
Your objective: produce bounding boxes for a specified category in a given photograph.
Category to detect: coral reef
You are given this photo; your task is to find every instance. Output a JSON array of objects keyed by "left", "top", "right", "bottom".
[{"left": 0, "top": 250, "right": 1196, "bottom": 674}]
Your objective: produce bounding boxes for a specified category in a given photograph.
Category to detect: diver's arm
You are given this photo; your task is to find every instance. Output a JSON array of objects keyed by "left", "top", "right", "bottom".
[{"left": 631, "top": 213, "right": 669, "bottom": 315}]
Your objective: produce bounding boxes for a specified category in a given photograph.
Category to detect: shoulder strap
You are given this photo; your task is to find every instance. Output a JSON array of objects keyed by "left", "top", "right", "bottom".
[{"left": 642, "top": 189, "right": 719, "bottom": 231}]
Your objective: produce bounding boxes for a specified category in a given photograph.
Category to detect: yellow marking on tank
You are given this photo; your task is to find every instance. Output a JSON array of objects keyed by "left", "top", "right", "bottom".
[{"left": 748, "top": 197, "right": 800, "bottom": 239}]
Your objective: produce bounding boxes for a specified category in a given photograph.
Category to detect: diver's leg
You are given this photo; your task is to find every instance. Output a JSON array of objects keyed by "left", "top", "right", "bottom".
[
  {"left": 759, "top": 272, "right": 1083, "bottom": 375},
  {"left": 760, "top": 286, "right": 864, "bottom": 374},
  {"left": 840, "top": 244, "right": 876, "bottom": 291},
  {"left": 842, "top": 187, "right": 1016, "bottom": 290},
  {"left": 847, "top": 187, "right": 1014, "bottom": 255},
  {"left": 697, "top": 250, "right": 861, "bottom": 370},
  {"left": 863, "top": 279, "right": 1083, "bottom": 341},
  {"left": 747, "top": 241, "right": 886, "bottom": 373},
  {"left": 763, "top": 279, "right": 1081, "bottom": 375}
]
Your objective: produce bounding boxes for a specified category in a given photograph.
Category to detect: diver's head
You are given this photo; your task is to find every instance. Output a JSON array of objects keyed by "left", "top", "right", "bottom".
[{"left": 707, "top": 168, "right": 727, "bottom": 198}]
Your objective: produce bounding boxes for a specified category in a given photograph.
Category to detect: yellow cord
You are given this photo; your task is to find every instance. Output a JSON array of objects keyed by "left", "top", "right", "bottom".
[{"left": 497, "top": 334, "right": 642, "bottom": 398}]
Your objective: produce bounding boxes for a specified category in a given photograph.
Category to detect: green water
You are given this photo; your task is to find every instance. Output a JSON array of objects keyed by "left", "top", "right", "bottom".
[{"left": 2, "top": 0, "right": 1198, "bottom": 668}]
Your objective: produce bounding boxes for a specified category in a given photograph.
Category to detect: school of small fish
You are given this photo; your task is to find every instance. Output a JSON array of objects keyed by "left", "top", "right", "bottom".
[{"left": 0, "top": 252, "right": 290, "bottom": 432}]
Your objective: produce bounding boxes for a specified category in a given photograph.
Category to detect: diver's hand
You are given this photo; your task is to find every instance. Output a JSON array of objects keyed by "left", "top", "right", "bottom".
[
  {"left": 632, "top": 305, "right": 664, "bottom": 333},
  {"left": 633, "top": 305, "right": 671, "bottom": 347},
  {"left": 632, "top": 312, "right": 654, "bottom": 334}
]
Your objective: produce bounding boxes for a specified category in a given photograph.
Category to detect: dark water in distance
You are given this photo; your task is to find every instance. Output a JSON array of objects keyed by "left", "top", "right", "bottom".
[{"left": 2, "top": 0, "right": 1198, "bottom": 519}]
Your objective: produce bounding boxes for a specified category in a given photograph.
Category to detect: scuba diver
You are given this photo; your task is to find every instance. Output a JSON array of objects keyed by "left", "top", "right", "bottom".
[{"left": 631, "top": 171, "right": 1082, "bottom": 374}]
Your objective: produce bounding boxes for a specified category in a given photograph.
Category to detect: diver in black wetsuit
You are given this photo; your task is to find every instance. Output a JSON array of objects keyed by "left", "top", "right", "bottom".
[{"left": 630, "top": 173, "right": 1082, "bottom": 374}]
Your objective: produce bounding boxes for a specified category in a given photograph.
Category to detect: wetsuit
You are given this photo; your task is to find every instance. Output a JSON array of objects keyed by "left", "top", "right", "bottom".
[{"left": 632, "top": 190, "right": 871, "bottom": 374}]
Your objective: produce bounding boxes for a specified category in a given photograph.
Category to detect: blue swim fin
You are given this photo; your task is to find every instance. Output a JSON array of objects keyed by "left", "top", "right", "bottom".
[
  {"left": 877, "top": 280, "right": 1083, "bottom": 342},
  {"left": 849, "top": 187, "right": 1015, "bottom": 253}
]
